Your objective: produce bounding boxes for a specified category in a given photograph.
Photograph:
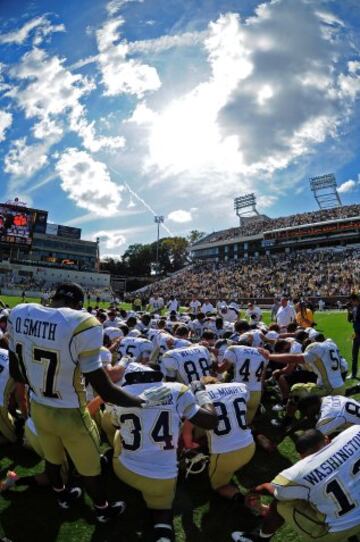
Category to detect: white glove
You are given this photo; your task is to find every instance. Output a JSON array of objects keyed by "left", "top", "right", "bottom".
[
  {"left": 118, "top": 356, "right": 132, "bottom": 369},
  {"left": 140, "top": 385, "right": 172, "bottom": 408}
]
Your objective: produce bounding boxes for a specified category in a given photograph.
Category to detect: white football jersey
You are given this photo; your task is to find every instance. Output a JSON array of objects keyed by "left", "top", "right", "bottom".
[
  {"left": 161, "top": 345, "right": 212, "bottom": 385},
  {"left": 8, "top": 303, "right": 103, "bottom": 408},
  {"left": 112, "top": 381, "right": 199, "bottom": 478},
  {"left": 206, "top": 383, "right": 253, "bottom": 454},
  {"left": 0, "top": 348, "right": 11, "bottom": 407},
  {"left": 118, "top": 337, "right": 153, "bottom": 361},
  {"left": 316, "top": 396, "right": 360, "bottom": 436},
  {"left": 224, "top": 345, "right": 268, "bottom": 392},
  {"left": 273, "top": 426, "right": 360, "bottom": 533},
  {"left": 303, "top": 340, "right": 344, "bottom": 391},
  {"left": 158, "top": 335, "right": 191, "bottom": 359}
]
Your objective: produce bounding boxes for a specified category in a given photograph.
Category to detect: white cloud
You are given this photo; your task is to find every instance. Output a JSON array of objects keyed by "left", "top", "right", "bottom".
[
  {"left": 106, "top": 0, "right": 143, "bottom": 16},
  {"left": 126, "top": 102, "right": 157, "bottom": 124},
  {"left": 4, "top": 138, "right": 48, "bottom": 178},
  {"left": 92, "top": 229, "right": 127, "bottom": 249},
  {"left": 0, "top": 110, "right": 12, "bottom": 142},
  {"left": 142, "top": 1, "right": 360, "bottom": 200},
  {"left": 128, "top": 31, "right": 206, "bottom": 54},
  {"left": 70, "top": 30, "right": 205, "bottom": 72},
  {"left": 89, "top": 225, "right": 150, "bottom": 251},
  {"left": 0, "top": 16, "right": 65, "bottom": 45},
  {"left": 96, "top": 17, "right": 161, "bottom": 97},
  {"left": 7, "top": 47, "right": 123, "bottom": 155},
  {"left": 56, "top": 148, "right": 123, "bottom": 215},
  {"left": 257, "top": 195, "right": 278, "bottom": 210},
  {"left": 168, "top": 209, "right": 193, "bottom": 223},
  {"left": 338, "top": 179, "right": 358, "bottom": 193}
]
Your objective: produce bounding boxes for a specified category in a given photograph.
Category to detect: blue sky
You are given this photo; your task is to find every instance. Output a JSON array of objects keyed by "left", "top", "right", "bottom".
[{"left": 0, "top": 0, "right": 359, "bottom": 257}]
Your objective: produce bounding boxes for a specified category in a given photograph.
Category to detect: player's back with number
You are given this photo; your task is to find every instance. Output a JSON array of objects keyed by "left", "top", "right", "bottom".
[
  {"left": 273, "top": 426, "right": 360, "bottom": 533},
  {"left": 317, "top": 395, "right": 360, "bottom": 435},
  {"left": 113, "top": 381, "right": 198, "bottom": 478},
  {"left": 225, "top": 345, "right": 267, "bottom": 391},
  {"left": 118, "top": 336, "right": 152, "bottom": 361},
  {"left": 8, "top": 303, "right": 102, "bottom": 408},
  {"left": 304, "top": 340, "right": 344, "bottom": 392},
  {"left": 206, "top": 382, "right": 253, "bottom": 453},
  {"left": 161, "top": 345, "right": 212, "bottom": 385}
]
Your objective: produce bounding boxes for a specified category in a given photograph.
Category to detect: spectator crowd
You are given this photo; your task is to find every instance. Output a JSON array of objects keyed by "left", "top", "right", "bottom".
[
  {"left": 135, "top": 249, "right": 360, "bottom": 303},
  {"left": 195, "top": 203, "right": 360, "bottom": 244}
]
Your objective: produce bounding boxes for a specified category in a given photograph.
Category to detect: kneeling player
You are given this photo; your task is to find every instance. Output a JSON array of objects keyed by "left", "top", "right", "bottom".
[
  {"left": 111, "top": 370, "right": 217, "bottom": 542},
  {"left": 298, "top": 394, "right": 360, "bottom": 436},
  {"left": 204, "top": 378, "right": 256, "bottom": 502},
  {"left": 233, "top": 427, "right": 360, "bottom": 541}
]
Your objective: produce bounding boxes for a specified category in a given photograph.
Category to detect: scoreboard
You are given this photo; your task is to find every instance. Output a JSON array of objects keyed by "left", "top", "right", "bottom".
[{"left": 0, "top": 203, "right": 48, "bottom": 246}]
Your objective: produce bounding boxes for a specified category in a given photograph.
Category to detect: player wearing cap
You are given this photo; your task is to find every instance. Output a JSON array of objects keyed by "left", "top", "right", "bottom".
[{"left": 8, "top": 282, "right": 171, "bottom": 523}]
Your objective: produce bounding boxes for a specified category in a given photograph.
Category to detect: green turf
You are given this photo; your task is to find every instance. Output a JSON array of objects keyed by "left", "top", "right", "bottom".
[{"left": 0, "top": 304, "right": 358, "bottom": 542}]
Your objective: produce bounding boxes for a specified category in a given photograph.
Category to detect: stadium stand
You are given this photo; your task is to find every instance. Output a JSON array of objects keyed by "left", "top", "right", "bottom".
[
  {"left": 194, "top": 203, "right": 360, "bottom": 244},
  {"left": 135, "top": 249, "right": 360, "bottom": 303}
]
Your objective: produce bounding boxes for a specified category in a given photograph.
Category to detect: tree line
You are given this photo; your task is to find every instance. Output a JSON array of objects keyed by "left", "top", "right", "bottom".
[{"left": 100, "top": 230, "right": 205, "bottom": 278}]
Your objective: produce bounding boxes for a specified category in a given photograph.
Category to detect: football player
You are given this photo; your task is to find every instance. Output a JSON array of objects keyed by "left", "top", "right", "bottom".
[
  {"left": 117, "top": 335, "right": 153, "bottom": 363},
  {"left": 203, "top": 378, "right": 256, "bottom": 502},
  {"left": 111, "top": 370, "right": 217, "bottom": 542},
  {"left": 298, "top": 394, "right": 360, "bottom": 436},
  {"left": 217, "top": 342, "right": 268, "bottom": 423},
  {"left": 232, "top": 427, "right": 360, "bottom": 541},
  {"left": 269, "top": 336, "right": 346, "bottom": 430},
  {"left": 161, "top": 343, "right": 214, "bottom": 385},
  {"left": 8, "top": 282, "right": 170, "bottom": 522}
]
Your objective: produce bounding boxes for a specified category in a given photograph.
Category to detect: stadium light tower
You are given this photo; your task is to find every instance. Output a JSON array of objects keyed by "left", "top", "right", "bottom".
[
  {"left": 234, "top": 193, "right": 259, "bottom": 226},
  {"left": 310, "top": 173, "right": 342, "bottom": 209},
  {"left": 154, "top": 215, "right": 164, "bottom": 275}
]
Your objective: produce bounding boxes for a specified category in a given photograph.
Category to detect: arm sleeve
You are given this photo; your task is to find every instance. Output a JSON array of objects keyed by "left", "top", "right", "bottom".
[
  {"left": 303, "top": 346, "right": 319, "bottom": 365},
  {"left": 71, "top": 319, "right": 103, "bottom": 373},
  {"left": 161, "top": 354, "right": 178, "bottom": 378},
  {"left": 272, "top": 473, "right": 309, "bottom": 501},
  {"left": 316, "top": 415, "right": 346, "bottom": 436}
]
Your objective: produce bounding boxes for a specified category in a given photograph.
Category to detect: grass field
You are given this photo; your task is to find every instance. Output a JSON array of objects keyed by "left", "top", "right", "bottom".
[{"left": 0, "top": 301, "right": 358, "bottom": 542}]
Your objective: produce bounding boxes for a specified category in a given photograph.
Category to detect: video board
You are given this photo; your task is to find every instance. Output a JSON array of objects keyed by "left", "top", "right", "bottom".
[{"left": 0, "top": 203, "right": 48, "bottom": 246}]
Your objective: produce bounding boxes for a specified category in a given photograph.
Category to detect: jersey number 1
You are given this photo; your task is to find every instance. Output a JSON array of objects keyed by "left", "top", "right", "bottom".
[{"left": 325, "top": 458, "right": 360, "bottom": 516}]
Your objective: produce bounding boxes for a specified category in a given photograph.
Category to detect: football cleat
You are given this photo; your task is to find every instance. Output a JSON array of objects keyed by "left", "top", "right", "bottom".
[
  {"left": 57, "top": 486, "right": 82, "bottom": 509},
  {"left": 95, "top": 500, "right": 126, "bottom": 523}
]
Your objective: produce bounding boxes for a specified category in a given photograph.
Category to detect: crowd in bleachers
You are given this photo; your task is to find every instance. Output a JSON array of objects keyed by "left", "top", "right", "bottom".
[
  {"left": 137, "top": 249, "right": 360, "bottom": 301},
  {"left": 195, "top": 203, "right": 360, "bottom": 245}
]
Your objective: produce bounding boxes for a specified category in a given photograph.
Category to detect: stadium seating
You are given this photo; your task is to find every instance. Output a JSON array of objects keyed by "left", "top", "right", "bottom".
[
  {"left": 194, "top": 203, "right": 360, "bottom": 244},
  {"left": 138, "top": 249, "right": 360, "bottom": 302}
]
